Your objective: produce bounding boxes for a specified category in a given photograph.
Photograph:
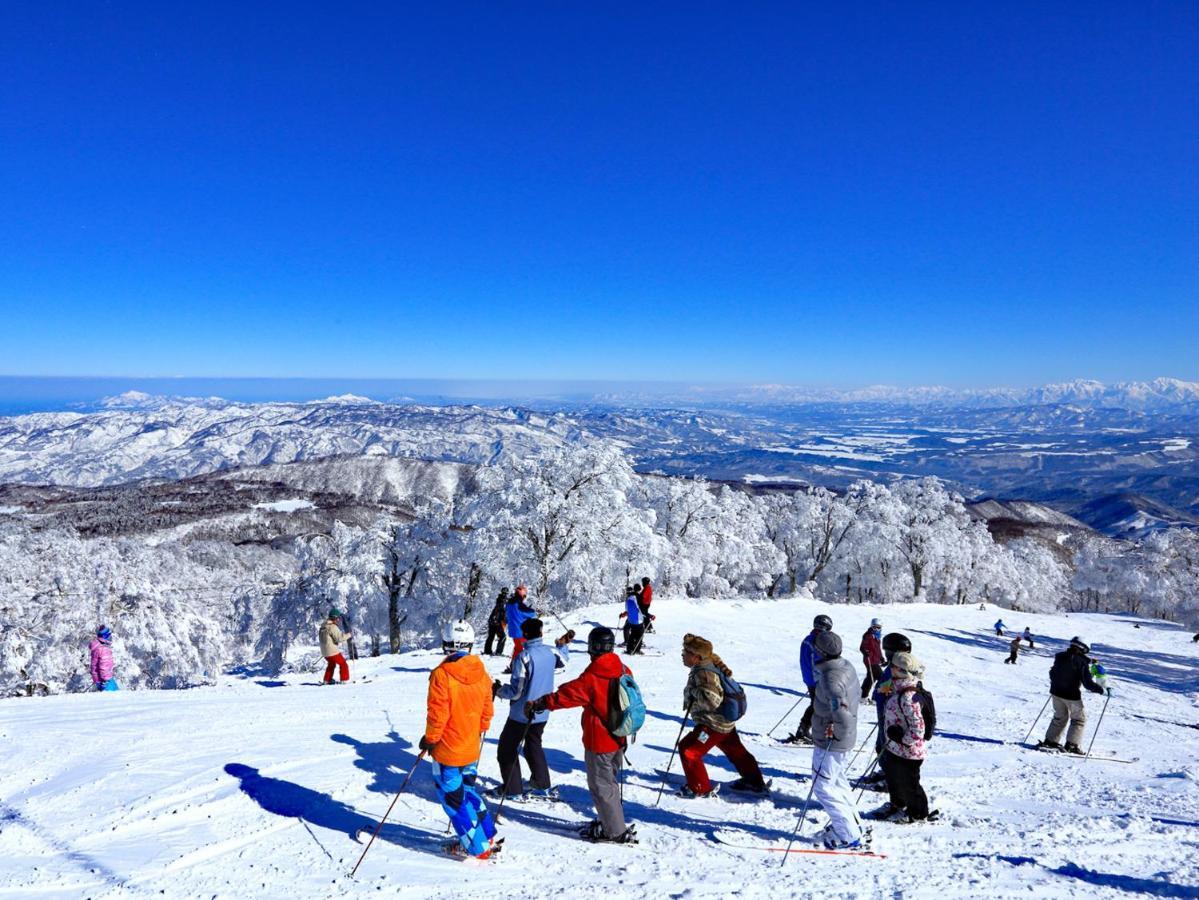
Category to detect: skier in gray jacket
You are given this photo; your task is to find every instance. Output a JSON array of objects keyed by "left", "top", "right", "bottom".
[{"left": 809, "top": 630, "right": 866, "bottom": 850}]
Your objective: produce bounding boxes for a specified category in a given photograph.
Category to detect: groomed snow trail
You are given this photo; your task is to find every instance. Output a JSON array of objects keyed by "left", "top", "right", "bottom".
[{"left": 1, "top": 598, "right": 1197, "bottom": 899}]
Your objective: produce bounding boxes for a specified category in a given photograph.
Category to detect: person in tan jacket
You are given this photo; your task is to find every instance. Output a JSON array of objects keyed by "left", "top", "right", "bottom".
[
  {"left": 677, "top": 633, "right": 767, "bottom": 798},
  {"left": 318, "top": 609, "right": 351, "bottom": 684}
]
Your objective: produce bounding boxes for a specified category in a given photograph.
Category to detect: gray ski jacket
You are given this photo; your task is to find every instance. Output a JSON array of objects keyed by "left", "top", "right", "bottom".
[{"left": 811, "top": 656, "right": 860, "bottom": 752}]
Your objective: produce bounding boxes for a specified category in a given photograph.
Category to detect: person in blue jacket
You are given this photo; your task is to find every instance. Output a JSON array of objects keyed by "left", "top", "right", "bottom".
[
  {"left": 619, "top": 587, "right": 645, "bottom": 654},
  {"left": 994, "top": 619, "right": 1006, "bottom": 636},
  {"left": 490, "top": 618, "right": 571, "bottom": 799},
  {"left": 504, "top": 584, "right": 537, "bottom": 674},
  {"left": 783, "top": 614, "right": 834, "bottom": 744}
]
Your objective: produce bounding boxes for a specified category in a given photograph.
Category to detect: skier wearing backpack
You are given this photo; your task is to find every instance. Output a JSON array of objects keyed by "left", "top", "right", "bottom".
[
  {"left": 490, "top": 618, "right": 572, "bottom": 800},
  {"left": 89, "top": 626, "right": 118, "bottom": 691},
  {"left": 865, "top": 651, "right": 934, "bottom": 823},
  {"left": 525, "top": 626, "right": 638, "bottom": 844},
  {"left": 809, "top": 629, "right": 866, "bottom": 849},
  {"left": 859, "top": 618, "right": 884, "bottom": 700},
  {"left": 483, "top": 587, "right": 509, "bottom": 656},
  {"left": 1036, "top": 636, "right": 1107, "bottom": 754},
  {"left": 783, "top": 613, "right": 833, "bottom": 744},
  {"left": 676, "top": 633, "right": 767, "bottom": 798},
  {"left": 422, "top": 619, "right": 500, "bottom": 860}
]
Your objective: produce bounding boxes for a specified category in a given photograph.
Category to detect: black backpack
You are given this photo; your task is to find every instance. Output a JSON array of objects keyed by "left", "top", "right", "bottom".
[{"left": 914, "top": 682, "right": 936, "bottom": 740}]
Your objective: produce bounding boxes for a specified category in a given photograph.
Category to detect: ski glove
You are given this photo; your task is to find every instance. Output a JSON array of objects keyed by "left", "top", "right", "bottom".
[
  {"left": 418, "top": 735, "right": 436, "bottom": 753},
  {"left": 886, "top": 724, "right": 905, "bottom": 743},
  {"left": 492, "top": 679, "right": 503, "bottom": 698},
  {"left": 524, "top": 697, "right": 548, "bottom": 719},
  {"left": 1106, "top": 687, "right": 1113, "bottom": 697}
]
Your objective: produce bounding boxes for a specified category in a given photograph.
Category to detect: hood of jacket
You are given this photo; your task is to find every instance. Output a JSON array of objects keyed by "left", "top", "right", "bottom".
[
  {"left": 440, "top": 652, "right": 488, "bottom": 685},
  {"left": 585, "top": 651, "right": 624, "bottom": 679}
]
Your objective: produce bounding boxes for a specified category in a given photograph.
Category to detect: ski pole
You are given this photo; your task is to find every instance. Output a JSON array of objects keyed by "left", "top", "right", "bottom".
[
  {"left": 782, "top": 734, "right": 834, "bottom": 866},
  {"left": 349, "top": 749, "right": 426, "bottom": 878},
  {"left": 1023, "top": 695, "right": 1052, "bottom": 744},
  {"left": 654, "top": 701, "right": 693, "bottom": 807},
  {"left": 1084, "top": 692, "right": 1112, "bottom": 761},
  {"left": 846, "top": 722, "right": 878, "bottom": 774},
  {"left": 853, "top": 749, "right": 887, "bottom": 806},
  {"left": 493, "top": 720, "right": 533, "bottom": 824},
  {"left": 766, "top": 695, "right": 806, "bottom": 739}
]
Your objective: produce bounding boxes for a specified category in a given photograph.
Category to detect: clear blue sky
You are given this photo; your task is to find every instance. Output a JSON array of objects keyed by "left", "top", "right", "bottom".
[{"left": 1, "top": 2, "right": 1196, "bottom": 387}]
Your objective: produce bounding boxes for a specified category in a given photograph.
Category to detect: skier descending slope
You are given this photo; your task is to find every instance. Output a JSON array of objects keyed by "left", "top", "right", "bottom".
[
  {"left": 1037, "top": 636, "right": 1108, "bottom": 754},
  {"left": 422, "top": 620, "right": 500, "bottom": 860},
  {"left": 677, "top": 634, "right": 767, "bottom": 798},
  {"left": 783, "top": 614, "right": 834, "bottom": 745},
  {"left": 809, "top": 630, "right": 866, "bottom": 850},
  {"left": 89, "top": 626, "right": 118, "bottom": 691},
  {"left": 527, "top": 627, "right": 638, "bottom": 844}
]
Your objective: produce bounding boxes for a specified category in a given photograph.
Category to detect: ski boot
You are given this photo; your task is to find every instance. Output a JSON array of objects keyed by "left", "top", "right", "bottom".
[
  {"left": 727, "top": 778, "right": 770, "bottom": 795},
  {"left": 677, "top": 784, "right": 720, "bottom": 799},
  {"left": 1063, "top": 743, "right": 1085, "bottom": 755}
]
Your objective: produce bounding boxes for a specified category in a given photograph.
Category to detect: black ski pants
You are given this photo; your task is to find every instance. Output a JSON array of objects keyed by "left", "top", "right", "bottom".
[
  {"left": 860, "top": 663, "right": 883, "bottom": 699},
  {"left": 882, "top": 751, "right": 929, "bottom": 819},
  {"left": 483, "top": 623, "right": 506, "bottom": 656},
  {"left": 497, "top": 718, "right": 550, "bottom": 794},
  {"left": 800, "top": 700, "right": 814, "bottom": 736},
  {"left": 627, "top": 623, "right": 645, "bottom": 655},
  {"left": 1005, "top": 649, "right": 1018, "bottom": 664}
]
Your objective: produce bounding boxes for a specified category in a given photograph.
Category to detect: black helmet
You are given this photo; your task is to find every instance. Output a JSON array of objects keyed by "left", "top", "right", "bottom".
[
  {"left": 1070, "top": 636, "right": 1090, "bottom": 654},
  {"left": 813, "top": 614, "right": 833, "bottom": 632},
  {"left": 588, "top": 626, "right": 616, "bottom": 657},
  {"left": 882, "top": 632, "right": 912, "bottom": 660}
]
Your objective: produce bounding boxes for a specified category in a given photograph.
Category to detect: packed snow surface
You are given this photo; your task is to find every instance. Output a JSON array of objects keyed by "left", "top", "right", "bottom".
[{"left": 1, "top": 598, "right": 1197, "bottom": 899}]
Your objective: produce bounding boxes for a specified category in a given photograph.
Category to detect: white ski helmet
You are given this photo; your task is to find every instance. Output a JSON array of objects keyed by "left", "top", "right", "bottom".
[{"left": 441, "top": 619, "right": 475, "bottom": 654}]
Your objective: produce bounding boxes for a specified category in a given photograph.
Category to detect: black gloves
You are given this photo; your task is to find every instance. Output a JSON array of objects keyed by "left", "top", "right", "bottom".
[
  {"left": 886, "top": 724, "right": 905, "bottom": 743},
  {"left": 524, "top": 697, "right": 548, "bottom": 719},
  {"left": 418, "top": 735, "right": 435, "bottom": 753},
  {"left": 492, "top": 679, "right": 502, "bottom": 698}
]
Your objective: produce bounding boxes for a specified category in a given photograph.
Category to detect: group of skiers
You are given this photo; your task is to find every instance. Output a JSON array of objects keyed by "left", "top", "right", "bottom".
[{"left": 1005, "top": 627, "right": 1036, "bottom": 664}]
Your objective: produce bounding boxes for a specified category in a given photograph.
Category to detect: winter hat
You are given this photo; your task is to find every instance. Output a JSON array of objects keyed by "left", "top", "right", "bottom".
[
  {"left": 890, "top": 651, "right": 925, "bottom": 678},
  {"left": 812, "top": 631, "right": 842, "bottom": 660},
  {"left": 328, "top": 608, "right": 343, "bottom": 619},
  {"left": 813, "top": 614, "right": 833, "bottom": 632},
  {"left": 1070, "top": 636, "right": 1090, "bottom": 654},
  {"left": 96, "top": 625, "right": 112, "bottom": 642},
  {"left": 683, "top": 633, "right": 714, "bottom": 659},
  {"left": 521, "top": 617, "right": 544, "bottom": 639},
  {"left": 870, "top": 618, "right": 882, "bottom": 628}
]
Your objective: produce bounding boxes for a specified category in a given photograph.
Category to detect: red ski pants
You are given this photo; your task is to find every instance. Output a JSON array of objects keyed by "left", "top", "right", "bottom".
[
  {"left": 679, "top": 726, "right": 764, "bottom": 794},
  {"left": 509, "top": 638, "right": 527, "bottom": 663},
  {"left": 323, "top": 654, "right": 349, "bottom": 683}
]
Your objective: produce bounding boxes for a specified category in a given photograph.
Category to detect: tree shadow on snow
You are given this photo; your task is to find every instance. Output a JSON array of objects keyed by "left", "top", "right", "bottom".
[
  {"left": 223, "top": 764, "right": 444, "bottom": 859},
  {"left": 739, "top": 681, "right": 806, "bottom": 698},
  {"left": 390, "top": 666, "right": 434, "bottom": 674}
]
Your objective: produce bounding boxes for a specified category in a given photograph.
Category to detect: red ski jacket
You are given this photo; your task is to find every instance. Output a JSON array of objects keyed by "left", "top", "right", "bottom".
[
  {"left": 860, "top": 629, "right": 883, "bottom": 666},
  {"left": 543, "top": 651, "right": 631, "bottom": 754}
]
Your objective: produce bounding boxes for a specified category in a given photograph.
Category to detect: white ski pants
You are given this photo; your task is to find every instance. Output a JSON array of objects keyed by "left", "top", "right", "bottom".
[{"left": 812, "top": 746, "right": 862, "bottom": 843}]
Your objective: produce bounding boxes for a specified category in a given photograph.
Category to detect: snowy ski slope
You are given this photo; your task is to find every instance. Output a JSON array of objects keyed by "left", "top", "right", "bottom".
[{"left": 1, "top": 597, "right": 1196, "bottom": 899}]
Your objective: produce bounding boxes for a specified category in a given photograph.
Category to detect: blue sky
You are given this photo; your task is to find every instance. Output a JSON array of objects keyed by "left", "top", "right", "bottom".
[{"left": 1, "top": 3, "right": 1195, "bottom": 387}]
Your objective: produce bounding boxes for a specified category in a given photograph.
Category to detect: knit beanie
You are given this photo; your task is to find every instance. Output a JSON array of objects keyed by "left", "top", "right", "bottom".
[{"left": 813, "top": 630, "right": 842, "bottom": 659}]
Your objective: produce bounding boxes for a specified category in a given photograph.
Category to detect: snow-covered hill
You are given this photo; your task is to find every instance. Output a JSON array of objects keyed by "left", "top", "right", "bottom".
[{"left": 1, "top": 597, "right": 1195, "bottom": 899}]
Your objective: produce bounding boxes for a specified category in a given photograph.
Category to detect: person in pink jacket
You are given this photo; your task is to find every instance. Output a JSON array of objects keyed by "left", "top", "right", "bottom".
[
  {"left": 90, "top": 626, "right": 119, "bottom": 691},
  {"left": 877, "top": 651, "right": 930, "bottom": 822}
]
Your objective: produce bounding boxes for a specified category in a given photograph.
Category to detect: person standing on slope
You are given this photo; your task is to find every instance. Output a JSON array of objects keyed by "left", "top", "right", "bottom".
[
  {"left": 90, "top": 626, "right": 118, "bottom": 691},
  {"left": 1005, "top": 635, "right": 1021, "bottom": 664},
  {"left": 783, "top": 614, "right": 834, "bottom": 745},
  {"left": 860, "top": 618, "right": 884, "bottom": 700},
  {"left": 618, "top": 587, "right": 646, "bottom": 654},
  {"left": 1022, "top": 627, "right": 1034, "bottom": 649},
  {"left": 677, "top": 634, "right": 767, "bottom": 798},
  {"left": 1037, "top": 636, "right": 1107, "bottom": 754},
  {"left": 860, "top": 632, "right": 915, "bottom": 792},
  {"left": 994, "top": 619, "right": 1006, "bottom": 636},
  {"left": 809, "top": 630, "right": 866, "bottom": 850},
  {"left": 319, "top": 609, "right": 351, "bottom": 684},
  {"left": 868, "top": 651, "right": 934, "bottom": 823},
  {"left": 526, "top": 627, "right": 638, "bottom": 844},
  {"left": 491, "top": 618, "right": 572, "bottom": 800},
  {"left": 483, "top": 587, "right": 509, "bottom": 657},
  {"left": 422, "top": 619, "right": 499, "bottom": 859},
  {"left": 504, "top": 584, "right": 537, "bottom": 674},
  {"left": 640, "top": 576, "right": 655, "bottom": 633}
]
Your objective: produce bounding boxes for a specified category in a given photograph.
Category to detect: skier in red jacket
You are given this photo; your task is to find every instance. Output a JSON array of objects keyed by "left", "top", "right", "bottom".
[
  {"left": 526, "top": 626, "right": 637, "bottom": 844},
  {"left": 640, "top": 576, "right": 655, "bottom": 633},
  {"left": 860, "top": 618, "right": 884, "bottom": 700}
]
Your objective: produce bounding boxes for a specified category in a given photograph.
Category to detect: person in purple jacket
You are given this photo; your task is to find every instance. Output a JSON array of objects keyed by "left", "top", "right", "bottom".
[{"left": 90, "top": 626, "right": 119, "bottom": 691}]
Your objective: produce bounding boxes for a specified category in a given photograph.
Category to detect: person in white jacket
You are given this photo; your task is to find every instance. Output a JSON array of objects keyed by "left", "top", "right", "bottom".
[{"left": 809, "top": 630, "right": 865, "bottom": 850}]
